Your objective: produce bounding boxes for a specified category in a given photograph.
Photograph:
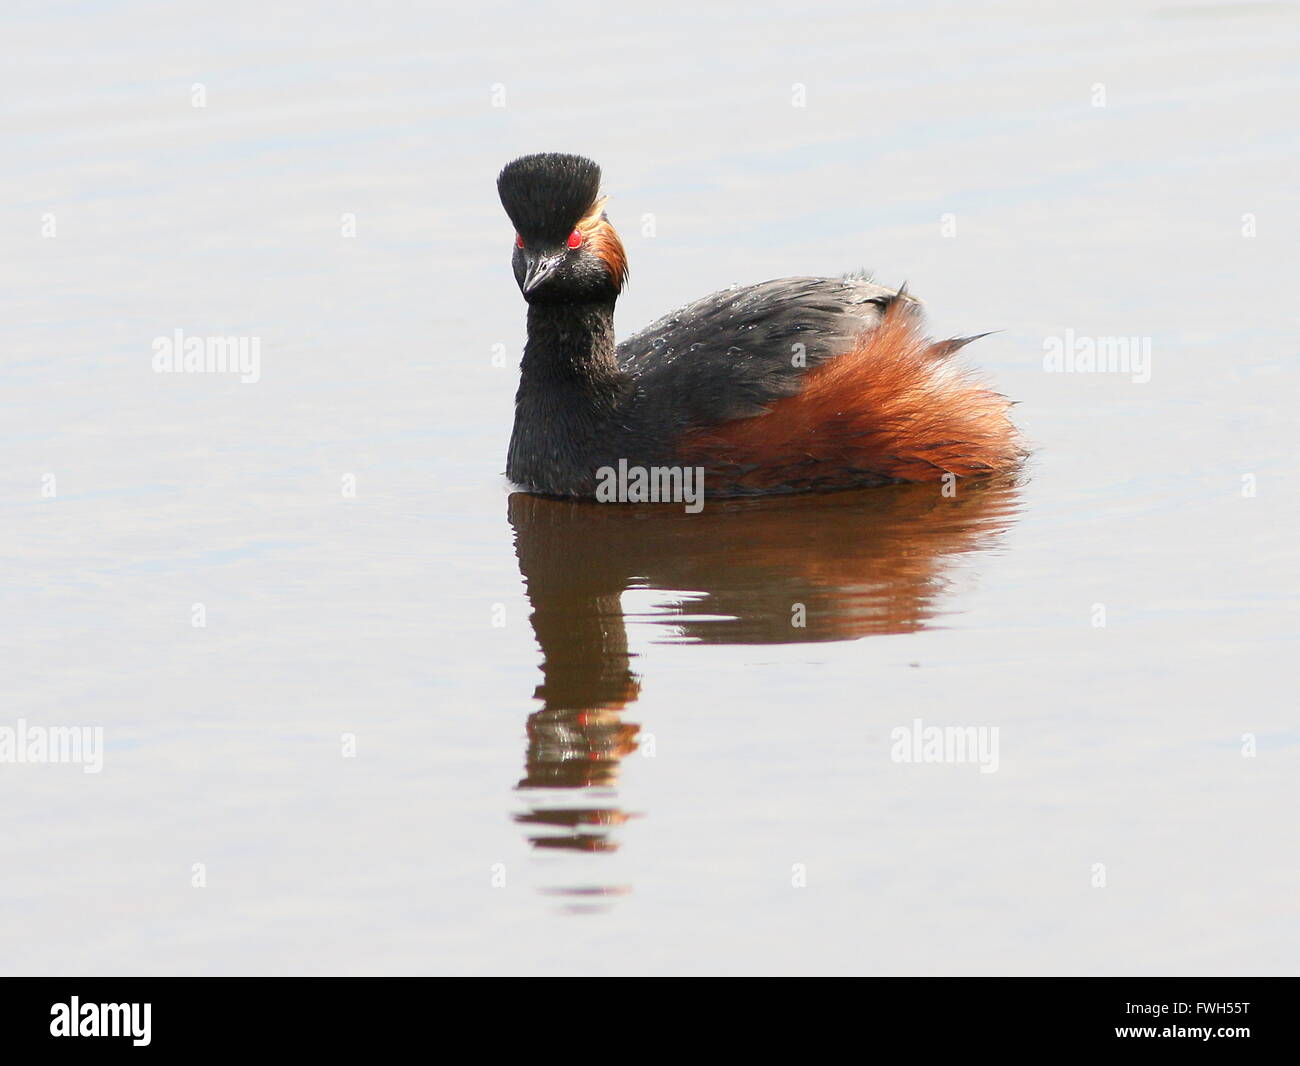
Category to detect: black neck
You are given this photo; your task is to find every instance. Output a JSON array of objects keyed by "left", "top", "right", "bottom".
[
  {"left": 520, "top": 300, "right": 620, "bottom": 383},
  {"left": 508, "top": 300, "right": 626, "bottom": 495}
]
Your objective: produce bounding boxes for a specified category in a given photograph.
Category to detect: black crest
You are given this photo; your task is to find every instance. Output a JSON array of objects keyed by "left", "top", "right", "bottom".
[{"left": 498, "top": 153, "right": 602, "bottom": 244}]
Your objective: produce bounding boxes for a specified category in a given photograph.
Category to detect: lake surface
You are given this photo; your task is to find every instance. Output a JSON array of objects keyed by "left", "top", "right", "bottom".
[{"left": 2, "top": 0, "right": 1297, "bottom": 974}]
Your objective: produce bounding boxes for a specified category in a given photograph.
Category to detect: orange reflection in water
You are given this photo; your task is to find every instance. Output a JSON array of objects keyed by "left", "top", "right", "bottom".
[{"left": 508, "top": 478, "right": 1022, "bottom": 895}]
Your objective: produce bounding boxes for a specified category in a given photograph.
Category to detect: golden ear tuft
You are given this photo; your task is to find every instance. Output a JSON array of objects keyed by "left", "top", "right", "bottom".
[
  {"left": 575, "top": 195, "right": 626, "bottom": 292},
  {"left": 576, "top": 195, "right": 610, "bottom": 234}
]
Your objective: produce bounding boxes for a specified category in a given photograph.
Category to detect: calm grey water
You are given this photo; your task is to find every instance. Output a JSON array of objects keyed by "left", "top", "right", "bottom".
[{"left": 3, "top": 1, "right": 1297, "bottom": 974}]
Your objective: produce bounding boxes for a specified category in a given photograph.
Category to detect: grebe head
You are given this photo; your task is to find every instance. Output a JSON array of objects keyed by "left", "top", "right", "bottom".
[{"left": 497, "top": 152, "right": 626, "bottom": 303}]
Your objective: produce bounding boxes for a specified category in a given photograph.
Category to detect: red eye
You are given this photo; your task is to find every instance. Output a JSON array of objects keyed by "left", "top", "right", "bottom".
[
  {"left": 515, "top": 233, "right": 524, "bottom": 248},
  {"left": 567, "top": 229, "right": 583, "bottom": 249}
]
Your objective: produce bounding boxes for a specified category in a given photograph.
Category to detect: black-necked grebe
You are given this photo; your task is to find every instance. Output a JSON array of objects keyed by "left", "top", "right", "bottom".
[{"left": 497, "top": 152, "right": 1023, "bottom": 498}]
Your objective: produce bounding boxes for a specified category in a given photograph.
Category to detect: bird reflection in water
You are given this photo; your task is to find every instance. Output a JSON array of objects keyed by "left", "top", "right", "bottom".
[{"left": 507, "top": 478, "right": 1021, "bottom": 904}]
